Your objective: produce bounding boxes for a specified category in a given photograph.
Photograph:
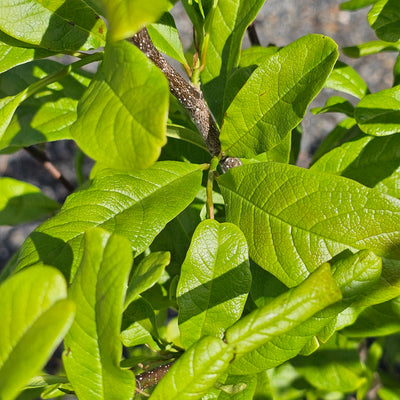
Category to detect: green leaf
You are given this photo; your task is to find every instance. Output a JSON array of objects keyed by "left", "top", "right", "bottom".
[
  {"left": 200, "top": 0, "right": 266, "bottom": 123},
  {"left": 355, "top": 86, "right": 400, "bottom": 136},
  {"left": 177, "top": 220, "right": 251, "bottom": 348},
  {"left": 0, "top": 0, "right": 106, "bottom": 52},
  {"left": 239, "top": 46, "right": 279, "bottom": 68},
  {"left": 311, "top": 96, "right": 354, "bottom": 117},
  {"left": 220, "top": 35, "right": 338, "bottom": 158},
  {"left": 341, "top": 296, "right": 400, "bottom": 337},
  {"left": 325, "top": 61, "right": 368, "bottom": 99},
  {"left": 218, "top": 161, "right": 400, "bottom": 287},
  {"left": 63, "top": 228, "right": 135, "bottom": 400},
  {"left": 292, "top": 348, "right": 366, "bottom": 392},
  {"left": 149, "top": 336, "right": 234, "bottom": 400},
  {"left": 0, "top": 31, "right": 55, "bottom": 74},
  {"left": 147, "top": 13, "right": 188, "bottom": 67},
  {"left": 340, "top": 0, "right": 376, "bottom": 10},
  {"left": 311, "top": 134, "right": 400, "bottom": 199},
  {"left": 229, "top": 251, "right": 381, "bottom": 375},
  {"left": 0, "top": 60, "right": 91, "bottom": 153},
  {"left": 125, "top": 252, "right": 171, "bottom": 308},
  {"left": 14, "top": 161, "right": 205, "bottom": 281},
  {"left": 72, "top": 39, "right": 169, "bottom": 170},
  {"left": 225, "top": 264, "right": 341, "bottom": 356},
  {"left": 216, "top": 374, "right": 257, "bottom": 399},
  {"left": 0, "top": 178, "right": 60, "bottom": 225},
  {"left": 0, "top": 265, "right": 75, "bottom": 400},
  {"left": 368, "top": 0, "right": 400, "bottom": 42},
  {"left": 343, "top": 40, "right": 400, "bottom": 57},
  {"left": 96, "top": 0, "right": 172, "bottom": 42}
]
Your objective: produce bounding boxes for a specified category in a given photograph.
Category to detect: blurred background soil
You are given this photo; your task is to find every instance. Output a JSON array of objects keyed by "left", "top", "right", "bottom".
[{"left": 0, "top": 0, "right": 397, "bottom": 269}]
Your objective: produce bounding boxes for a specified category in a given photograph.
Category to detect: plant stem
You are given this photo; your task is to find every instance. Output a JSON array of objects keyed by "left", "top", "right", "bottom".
[
  {"left": 24, "top": 146, "right": 75, "bottom": 193},
  {"left": 135, "top": 362, "right": 174, "bottom": 390},
  {"left": 207, "top": 156, "right": 219, "bottom": 219},
  {"left": 247, "top": 22, "right": 261, "bottom": 46},
  {"left": 130, "top": 29, "right": 241, "bottom": 172}
]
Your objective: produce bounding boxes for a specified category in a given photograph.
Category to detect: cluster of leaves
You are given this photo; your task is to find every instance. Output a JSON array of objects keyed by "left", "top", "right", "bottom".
[{"left": 0, "top": 0, "right": 400, "bottom": 399}]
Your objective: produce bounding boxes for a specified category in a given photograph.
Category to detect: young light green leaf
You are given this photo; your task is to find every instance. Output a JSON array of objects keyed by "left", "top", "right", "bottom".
[
  {"left": 0, "top": 0, "right": 106, "bottom": 52},
  {"left": 340, "top": 0, "right": 376, "bottom": 10},
  {"left": 343, "top": 40, "right": 400, "bottom": 58},
  {"left": 125, "top": 252, "right": 171, "bottom": 308},
  {"left": 311, "top": 134, "right": 400, "bottom": 199},
  {"left": 341, "top": 295, "right": 400, "bottom": 337},
  {"left": 63, "top": 228, "right": 135, "bottom": 400},
  {"left": 200, "top": 0, "right": 266, "bottom": 122},
  {"left": 225, "top": 264, "right": 341, "bottom": 356},
  {"left": 96, "top": 0, "right": 172, "bottom": 42},
  {"left": 147, "top": 13, "right": 189, "bottom": 68},
  {"left": 220, "top": 35, "right": 338, "bottom": 158},
  {"left": 355, "top": 86, "right": 400, "bottom": 136},
  {"left": 292, "top": 348, "right": 367, "bottom": 392},
  {"left": 0, "top": 265, "right": 75, "bottom": 400},
  {"left": 149, "top": 336, "right": 234, "bottom": 400},
  {"left": 177, "top": 220, "right": 251, "bottom": 348},
  {"left": 325, "top": 61, "right": 368, "bottom": 99},
  {"left": 72, "top": 39, "right": 169, "bottom": 170},
  {"left": 229, "top": 251, "right": 381, "bottom": 375},
  {"left": 14, "top": 161, "right": 204, "bottom": 281},
  {"left": 218, "top": 162, "right": 400, "bottom": 287},
  {"left": 311, "top": 96, "right": 354, "bottom": 117},
  {"left": 0, "top": 31, "right": 55, "bottom": 74},
  {"left": 0, "top": 90, "right": 28, "bottom": 140},
  {"left": 0, "top": 178, "right": 60, "bottom": 225},
  {"left": 368, "top": 0, "right": 400, "bottom": 43}
]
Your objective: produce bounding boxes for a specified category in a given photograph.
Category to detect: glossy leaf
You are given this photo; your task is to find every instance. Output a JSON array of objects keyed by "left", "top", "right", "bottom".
[
  {"left": 394, "top": 54, "right": 400, "bottom": 86},
  {"left": 325, "top": 61, "right": 368, "bottom": 99},
  {"left": 63, "top": 228, "right": 135, "bottom": 400},
  {"left": 0, "top": 0, "right": 106, "bottom": 52},
  {"left": 311, "top": 96, "right": 354, "bottom": 117},
  {"left": 225, "top": 264, "right": 341, "bottom": 356},
  {"left": 147, "top": 12, "right": 188, "bottom": 67},
  {"left": 355, "top": 86, "right": 400, "bottom": 136},
  {"left": 340, "top": 0, "right": 376, "bottom": 10},
  {"left": 14, "top": 161, "right": 205, "bottom": 281},
  {"left": 216, "top": 374, "right": 257, "bottom": 399},
  {"left": 0, "top": 31, "right": 55, "bottom": 74},
  {"left": 218, "top": 162, "right": 400, "bottom": 287},
  {"left": 368, "top": 0, "right": 400, "bottom": 43},
  {"left": 220, "top": 35, "right": 338, "bottom": 158},
  {"left": 200, "top": 0, "right": 266, "bottom": 122},
  {"left": 0, "top": 266, "right": 75, "bottom": 400},
  {"left": 177, "top": 220, "right": 251, "bottom": 348},
  {"left": 149, "top": 336, "right": 234, "bottom": 400},
  {"left": 125, "top": 252, "right": 171, "bottom": 308},
  {"left": 311, "top": 134, "right": 400, "bottom": 199},
  {"left": 229, "top": 251, "right": 381, "bottom": 375},
  {"left": 72, "top": 39, "right": 169, "bottom": 170},
  {"left": 96, "top": 0, "right": 172, "bottom": 42},
  {"left": 0, "top": 178, "right": 60, "bottom": 225},
  {"left": 343, "top": 40, "right": 400, "bottom": 57}
]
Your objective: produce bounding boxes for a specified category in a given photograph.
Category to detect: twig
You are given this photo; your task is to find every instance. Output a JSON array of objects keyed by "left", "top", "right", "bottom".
[
  {"left": 24, "top": 146, "right": 75, "bottom": 193},
  {"left": 135, "top": 362, "right": 174, "bottom": 390},
  {"left": 247, "top": 22, "right": 261, "bottom": 46},
  {"left": 130, "top": 29, "right": 241, "bottom": 172}
]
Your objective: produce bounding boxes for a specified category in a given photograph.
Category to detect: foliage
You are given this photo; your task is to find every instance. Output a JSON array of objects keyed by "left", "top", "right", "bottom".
[{"left": 0, "top": 0, "right": 400, "bottom": 399}]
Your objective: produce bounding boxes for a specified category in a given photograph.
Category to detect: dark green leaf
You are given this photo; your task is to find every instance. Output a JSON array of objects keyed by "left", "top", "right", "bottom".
[
  {"left": 149, "top": 336, "right": 234, "bottom": 400},
  {"left": 13, "top": 161, "right": 205, "bottom": 281},
  {"left": 368, "top": 0, "right": 400, "bottom": 42},
  {"left": 220, "top": 35, "right": 338, "bottom": 158},
  {"left": 72, "top": 40, "right": 169, "bottom": 170},
  {"left": 0, "top": 266, "right": 74, "bottom": 400},
  {"left": 311, "top": 96, "right": 354, "bottom": 117},
  {"left": 63, "top": 228, "right": 135, "bottom": 400},
  {"left": 0, "top": 0, "right": 106, "bottom": 52},
  {"left": 177, "top": 220, "right": 251, "bottom": 348},
  {"left": 0, "top": 178, "right": 60, "bottom": 225},
  {"left": 218, "top": 162, "right": 400, "bottom": 287},
  {"left": 355, "top": 86, "right": 400, "bottom": 136}
]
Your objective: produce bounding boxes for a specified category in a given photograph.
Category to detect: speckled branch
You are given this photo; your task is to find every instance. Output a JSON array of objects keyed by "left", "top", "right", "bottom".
[{"left": 130, "top": 29, "right": 241, "bottom": 172}]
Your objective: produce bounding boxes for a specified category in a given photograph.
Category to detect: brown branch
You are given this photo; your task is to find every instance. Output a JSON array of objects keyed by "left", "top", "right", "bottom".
[
  {"left": 135, "top": 362, "right": 174, "bottom": 390},
  {"left": 24, "top": 146, "right": 75, "bottom": 193},
  {"left": 247, "top": 22, "right": 261, "bottom": 46},
  {"left": 130, "top": 29, "right": 241, "bottom": 172}
]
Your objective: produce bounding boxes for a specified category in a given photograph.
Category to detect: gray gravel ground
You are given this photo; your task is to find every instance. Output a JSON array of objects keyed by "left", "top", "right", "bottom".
[{"left": 0, "top": 0, "right": 397, "bottom": 269}]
